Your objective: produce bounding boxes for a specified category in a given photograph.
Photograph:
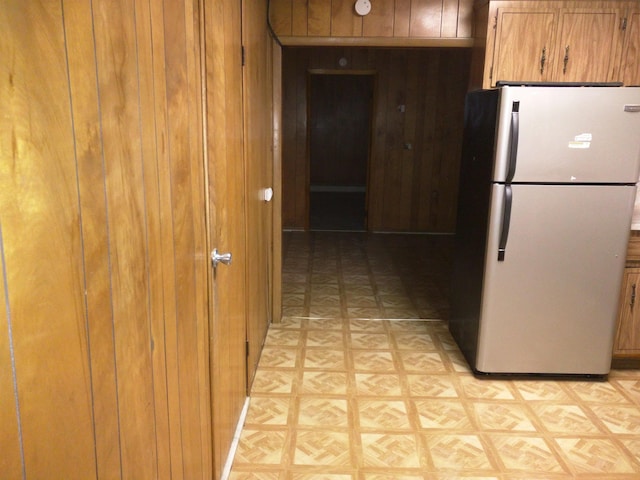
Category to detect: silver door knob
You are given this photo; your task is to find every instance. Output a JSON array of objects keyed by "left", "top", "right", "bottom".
[{"left": 211, "top": 248, "right": 232, "bottom": 267}]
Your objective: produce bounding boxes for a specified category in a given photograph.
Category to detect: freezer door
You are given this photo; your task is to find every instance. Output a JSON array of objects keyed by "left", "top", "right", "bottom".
[
  {"left": 476, "top": 184, "right": 635, "bottom": 374},
  {"left": 492, "top": 86, "right": 640, "bottom": 183}
]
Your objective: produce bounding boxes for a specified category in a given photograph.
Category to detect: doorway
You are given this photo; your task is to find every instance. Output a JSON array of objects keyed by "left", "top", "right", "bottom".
[{"left": 308, "top": 73, "right": 374, "bottom": 231}]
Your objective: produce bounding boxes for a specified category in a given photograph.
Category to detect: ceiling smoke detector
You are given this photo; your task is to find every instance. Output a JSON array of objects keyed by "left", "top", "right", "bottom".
[{"left": 354, "top": 0, "right": 371, "bottom": 16}]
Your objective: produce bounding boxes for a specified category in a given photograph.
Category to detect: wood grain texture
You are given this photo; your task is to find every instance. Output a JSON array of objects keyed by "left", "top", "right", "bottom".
[
  {"left": 477, "top": 1, "right": 634, "bottom": 88},
  {"left": 363, "top": 0, "right": 395, "bottom": 37},
  {"left": 272, "top": 44, "right": 283, "bottom": 323},
  {"left": 409, "top": 0, "right": 443, "bottom": 37},
  {"left": 614, "top": 268, "right": 640, "bottom": 355},
  {"left": 554, "top": 8, "right": 624, "bottom": 82},
  {"left": 203, "top": 0, "right": 248, "bottom": 477},
  {"left": 270, "top": 0, "right": 292, "bottom": 36},
  {"left": 243, "top": 0, "right": 274, "bottom": 389},
  {"left": 0, "top": 235, "right": 22, "bottom": 480},
  {"left": 621, "top": 10, "right": 640, "bottom": 86},
  {"left": 61, "top": 0, "right": 122, "bottom": 476},
  {"left": 331, "top": 0, "right": 363, "bottom": 36},
  {"left": 281, "top": 47, "right": 471, "bottom": 232},
  {"left": 308, "top": 0, "right": 331, "bottom": 36},
  {"left": 1, "top": 1, "right": 97, "bottom": 477},
  {"left": 270, "top": 0, "right": 475, "bottom": 41},
  {"left": 2, "top": 1, "right": 211, "bottom": 477},
  {"left": 492, "top": 8, "right": 558, "bottom": 85}
]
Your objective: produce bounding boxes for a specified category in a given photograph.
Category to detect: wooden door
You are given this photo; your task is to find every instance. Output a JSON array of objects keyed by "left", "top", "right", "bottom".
[
  {"left": 1, "top": 0, "right": 210, "bottom": 478},
  {"left": 492, "top": 8, "right": 558, "bottom": 86},
  {"left": 202, "top": 1, "right": 248, "bottom": 478},
  {"left": 554, "top": 8, "right": 624, "bottom": 83},
  {"left": 242, "top": 0, "right": 275, "bottom": 387},
  {"left": 620, "top": 10, "right": 640, "bottom": 86}
]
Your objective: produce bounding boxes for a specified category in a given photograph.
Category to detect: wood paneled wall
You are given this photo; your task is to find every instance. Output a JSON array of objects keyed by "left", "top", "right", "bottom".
[
  {"left": 242, "top": 0, "right": 275, "bottom": 389},
  {"left": 1, "top": 1, "right": 210, "bottom": 478},
  {"left": 281, "top": 47, "right": 471, "bottom": 232},
  {"left": 270, "top": 0, "right": 474, "bottom": 41}
]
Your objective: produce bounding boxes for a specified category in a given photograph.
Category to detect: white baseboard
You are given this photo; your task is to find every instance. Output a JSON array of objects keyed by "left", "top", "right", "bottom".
[{"left": 220, "top": 397, "right": 250, "bottom": 480}]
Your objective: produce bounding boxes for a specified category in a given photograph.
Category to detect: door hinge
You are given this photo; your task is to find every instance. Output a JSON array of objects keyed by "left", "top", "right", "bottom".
[
  {"left": 241, "top": 45, "right": 246, "bottom": 66},
  {"left": 621, "top": 17, "right": 628, "bottom": 31},
  {"left": 489, "top": 65, "right": 493, "bottom": 82},
  {"left": 245, "top": 340, "right": 249, "bottom": 358}
]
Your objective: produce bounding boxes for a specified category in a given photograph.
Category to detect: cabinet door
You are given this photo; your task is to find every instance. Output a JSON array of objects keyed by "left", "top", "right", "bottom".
[
  {"left": 554, "top": 8, "right": 625, "bottom": 82},
  {"left": 620, "top": 11, "right": 640, "bottom": 86},
  {"left": 492, "top": 8, "right": 557, "bottom": 86},
  {"left": 614, "top": 268, "right": 640, "bottom": 355}
]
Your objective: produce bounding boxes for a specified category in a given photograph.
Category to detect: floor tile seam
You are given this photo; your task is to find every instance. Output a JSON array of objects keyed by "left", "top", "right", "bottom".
[
  {"left": 529, "top": 402, "right": 618, "bottom": 436},
  {"left": 489, "top": 430, "right": 640, "bottom": 475}
]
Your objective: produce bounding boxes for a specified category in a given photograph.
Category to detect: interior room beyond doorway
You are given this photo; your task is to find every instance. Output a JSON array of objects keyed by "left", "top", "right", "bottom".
[{"left": 309, "top": 73, "right": 374, "bottom": 231}]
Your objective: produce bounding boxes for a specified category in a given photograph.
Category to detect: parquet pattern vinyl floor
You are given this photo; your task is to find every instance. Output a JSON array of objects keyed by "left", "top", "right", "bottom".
[{"left": 228, "top": 232, "right": 640, "bottom": 479}]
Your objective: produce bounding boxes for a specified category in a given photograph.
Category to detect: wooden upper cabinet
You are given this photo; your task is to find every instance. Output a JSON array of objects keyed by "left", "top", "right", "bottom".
[
  {"left": 491, "top": 8, "right": 558, "bottom": 85},
  {"left": 554, "top": 8, "right": 624, "bottom": 82},
  {"left": 478, "top": 1, "right": 635, "bottom": 88},
  {"left": 620, "top": 10, "right": 640, "bottom": 86}
]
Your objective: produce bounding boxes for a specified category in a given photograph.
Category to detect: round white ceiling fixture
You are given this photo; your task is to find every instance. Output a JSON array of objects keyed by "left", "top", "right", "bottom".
[{"left": 354, "top": 0, "right": 371, "bottom": 16}]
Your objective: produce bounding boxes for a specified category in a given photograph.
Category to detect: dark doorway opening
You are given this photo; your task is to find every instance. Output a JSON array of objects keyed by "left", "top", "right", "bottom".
[{"left": 308, "top": 73, "right": 373, "bottom": 231}]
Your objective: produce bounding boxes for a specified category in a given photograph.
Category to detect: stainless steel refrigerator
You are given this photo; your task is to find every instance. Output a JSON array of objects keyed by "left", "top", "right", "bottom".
[{"left": 450, "top": 85, "right": 640, "bottom": 377}]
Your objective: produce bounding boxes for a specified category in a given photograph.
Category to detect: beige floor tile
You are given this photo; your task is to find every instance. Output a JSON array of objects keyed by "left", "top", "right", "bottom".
[
  {"left": 355, "top": 373, "right": 403, "bottom": 396},
  {"left": 406, "top": 374, "right": 459, "bottom": 398},
  {"left": 293, "top": 430, "right": 352, "bottom": 466},
  {"left": 360, "top": 433, "right": 422, "bottom": 468},
  {"left": 425, "top": 434, "right": 494, "bottom": 470},
  {"left": 487, "top": 435, "right": 565, "bottom": 473},
  {"left": 531, "top": 404, "right": 603, "bottom": 434},
  {"left": 553, "top": 437, "right": 639, "bottom": 474},
  {"left": 298, "top": 398, "right": 349, "bottom": 428},
  {"left": 300, "top": 371, "right": 349, "bottom": 395},
  {"left": 357, "top": 400, "right": 411, "bottom": 430},
  {"left": 231, "top": 232, "right": 640, "bottom": 479},
  {"left": 413, "top": 399, "right": 474, "bottom": 430}
]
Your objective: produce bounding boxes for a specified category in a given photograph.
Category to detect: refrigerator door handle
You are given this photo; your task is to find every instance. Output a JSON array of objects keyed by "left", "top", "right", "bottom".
[
  {"left": 506, "top": 101, "right": 520, "bottom": 183},
  {"left": 498, "top": 185, "right": 513, "bottom": 261}
]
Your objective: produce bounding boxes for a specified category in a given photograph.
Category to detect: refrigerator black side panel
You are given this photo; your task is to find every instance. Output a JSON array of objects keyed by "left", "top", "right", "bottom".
[{"left": 450, "top": 89, "right": 500, "bottom": 368}]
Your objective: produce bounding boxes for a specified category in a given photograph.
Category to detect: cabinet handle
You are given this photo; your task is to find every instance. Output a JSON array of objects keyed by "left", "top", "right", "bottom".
[
  {"left": 540, "top": 46, "right": 546, "bottom": 74},
  {"left": 563, "top": 45, "right": 570, "bottom": 74},
  {"left": 631, "top": 283, "right": 636, "bottom": 308}
]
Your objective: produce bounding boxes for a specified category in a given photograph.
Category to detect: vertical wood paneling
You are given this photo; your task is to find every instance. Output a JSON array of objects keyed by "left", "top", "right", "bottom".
[
  {"left": 270, "top": 0, "right": 474, "bottom": 39},
  {"left": 332, "top": 0, "right": 363, "bottom": 36},
  {"left": 270, "top": 0, "right": 292, "bottom": 36},
  {"left": 0, "top": 233, "right": 22, "bottom": 480},
  {"left": 272, "top": 43, "right": 283, "bottom": 322},
  {"left": 92, "top": 1, "right": 159, "bottom": 476},
  {"left": 442, "top": 0, "right": 460, "bottom": 37},
  {"left": 162, "top": 0, "right": 206, "bottom": 475},
  {"left": 62, "top": 0, "right": 122, "bottom": 476},
  {"left": 2, "top": 1, "right": 210, "bottom": 478},
  {"left": 394, "top": 0, "right": 412, "bottom": 36},
  {"left": 1, "top": 1, "right": 97, "bottom": 477},
  {"left": 410, "top": 0, "right": 444, "bottom": 37},
  {"left": 308, "top": 0, "right": 331, "bottom": 36},
  {"left": 363, "top": 0, "right": 395, "bottom": 37},
  {"left": 243, "top": 0, "right": 273, "bottom": 389},
  {"left": 457, "top": 0, "right": 474, "bottom": 37},
  {"left": 281, "top": 47, "right": 471, "bottom": 232},
  {"left": 294, "top": 51, "right": 309, "bottom": 227},
  {"left": 292, "top": 0, "right": 308, "bottom": 36},
  {"left": 140, "top": 0, "right": 177, "bottom": 476}
]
